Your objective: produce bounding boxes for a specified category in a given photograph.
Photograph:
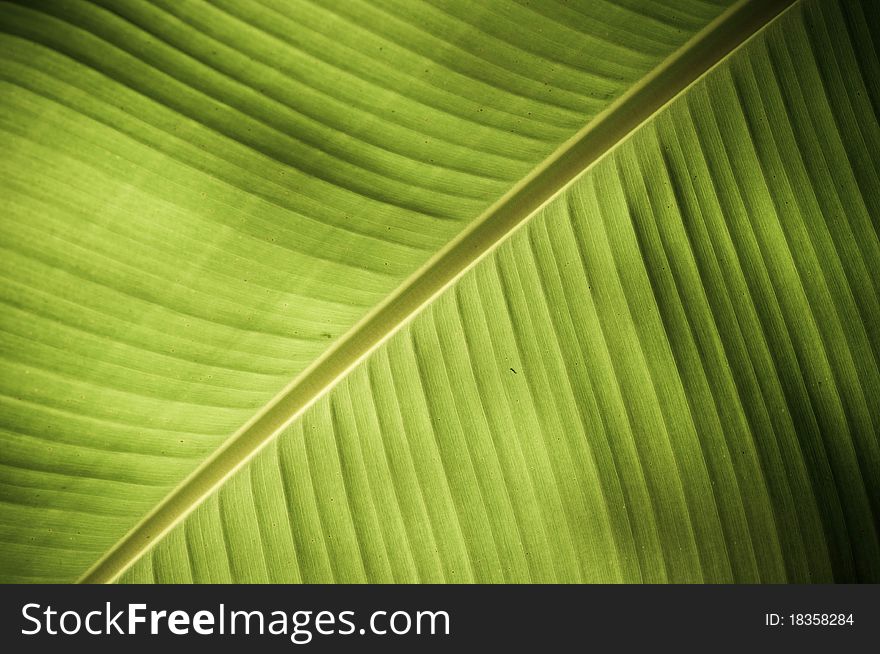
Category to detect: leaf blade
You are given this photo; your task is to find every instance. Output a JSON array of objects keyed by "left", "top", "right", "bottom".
[{"left": 70, "top": 0, "right": 795, "bottom": 584}]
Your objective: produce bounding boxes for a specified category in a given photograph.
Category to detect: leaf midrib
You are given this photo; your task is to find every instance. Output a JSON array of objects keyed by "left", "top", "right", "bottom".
[{"left": 79, "top": 0, "right": 797, "bottom": 584}]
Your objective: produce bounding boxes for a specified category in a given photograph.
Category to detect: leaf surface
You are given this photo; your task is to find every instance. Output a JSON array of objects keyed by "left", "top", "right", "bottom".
[{"left": 2, "top": 0, "right": 878, "bottom": 583}]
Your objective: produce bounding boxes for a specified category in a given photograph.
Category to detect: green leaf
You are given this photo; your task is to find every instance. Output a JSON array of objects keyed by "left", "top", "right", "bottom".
[{"left": 2, "top": 0, "right": 878, "bottom": 583}]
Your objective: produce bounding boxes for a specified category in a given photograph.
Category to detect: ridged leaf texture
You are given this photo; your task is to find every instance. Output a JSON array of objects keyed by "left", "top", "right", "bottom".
[{"left": 1, "top": 0, "right": 878, "bottom": 583}]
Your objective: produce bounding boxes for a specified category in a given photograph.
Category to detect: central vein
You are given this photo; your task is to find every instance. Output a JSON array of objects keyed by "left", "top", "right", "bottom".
[{"left": 79, "top": 0, "right": 797, "bottom": 584}]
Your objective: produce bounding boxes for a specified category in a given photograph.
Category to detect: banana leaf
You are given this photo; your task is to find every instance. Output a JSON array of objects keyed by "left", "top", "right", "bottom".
[{"left": 0, "top": 0, "right": 877, "bottom": 583}]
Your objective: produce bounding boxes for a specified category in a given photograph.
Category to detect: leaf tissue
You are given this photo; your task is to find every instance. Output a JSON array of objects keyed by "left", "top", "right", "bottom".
[{"left": 0, "top": 0, "right": 878, "bottom": 583}]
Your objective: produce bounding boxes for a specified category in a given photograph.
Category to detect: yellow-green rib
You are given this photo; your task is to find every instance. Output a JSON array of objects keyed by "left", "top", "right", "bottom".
[{"left": 117, "top": 0, "right": 880, "bottom": 583}]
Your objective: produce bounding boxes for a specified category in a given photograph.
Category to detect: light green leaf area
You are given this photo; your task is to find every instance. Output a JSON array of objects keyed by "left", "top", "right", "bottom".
[
  {"left": 114, "top": 0, "right": 879, "bottom": 583},
  {"left": 2, "top": 0, "right": 879, "bottom": 584},
  {"left": 0, "top": 0, "right": 732, "bottom": 582}
]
